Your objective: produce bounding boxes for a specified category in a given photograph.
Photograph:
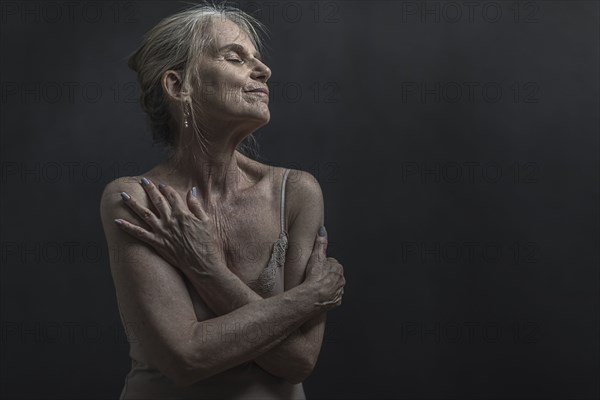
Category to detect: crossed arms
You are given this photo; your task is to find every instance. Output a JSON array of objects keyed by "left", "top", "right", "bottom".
[{"left": 99, "top": 171, "right": 336, "bottom": 387}]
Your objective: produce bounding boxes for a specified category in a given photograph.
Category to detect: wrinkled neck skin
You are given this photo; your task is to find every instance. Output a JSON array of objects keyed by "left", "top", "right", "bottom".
[{"left": 162, "top": 120, "right": 262, "bottom": 211}]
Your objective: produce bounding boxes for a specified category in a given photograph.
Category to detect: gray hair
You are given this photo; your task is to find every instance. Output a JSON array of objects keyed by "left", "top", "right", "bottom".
[{"left": 127, "top": 1, "right": 268, "bottom": 161}]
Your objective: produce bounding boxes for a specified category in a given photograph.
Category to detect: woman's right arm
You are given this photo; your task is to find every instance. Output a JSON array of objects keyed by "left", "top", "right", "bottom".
[{"left": 100, "top": 177, "right": 324, "bottom": 387}]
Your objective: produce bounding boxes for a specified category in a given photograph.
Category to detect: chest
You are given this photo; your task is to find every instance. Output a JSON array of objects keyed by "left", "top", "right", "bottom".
[
  {"left": 215, "top": 205, "right": 282, "bottom": 283},
  {"left": 166, "top": 183, "right": 279, "bottom": 273},
  {"left": 183, "top": 201, "right": 287, "bottom": 320},
  {"left": 175, "top": 185, "right": 284, "bottom": 284}
]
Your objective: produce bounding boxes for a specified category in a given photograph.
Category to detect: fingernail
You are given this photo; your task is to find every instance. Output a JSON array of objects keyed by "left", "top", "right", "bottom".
[
  {"left": 158, "top": 183, "right": 166, "bottom": 189},
  {"left": 114, "top": 219, "right": 123, "bottom": 225},
  {"left": 120, "top": 192, "right": 130, "bottom": 201},
  {"left": 141, "top": 177, "right": 150, "bottom": 186},
  {"left": 191, "top": 186, "right": 198, "bottom": 197},
  {"left": 318, "top": 226, "right": 327, "bottom": 237}
]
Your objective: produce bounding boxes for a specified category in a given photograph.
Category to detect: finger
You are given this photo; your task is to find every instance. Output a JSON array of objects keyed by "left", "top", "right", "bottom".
[
  {"left": 139, "top": 177, "right": 170, "bottom": 218},
  {"left": 187, "top": 187, "right": 209, "bottom": 220},
  {"left": 120, "top": 191, "right": 160, "bottom": 230},
  {"left": 315, "top": 295, "right": 342, "bottom": 307},
  {"left": 158, "top": 183, "right": 187, "bottom": 213},
  {"left": 312, "top": 226, "right": 328, "bottom": 263},
  {"left": 114, "top": 218, "right": 157, "bottom": 246},
  {"left": 314, "top": 299, "right": 336, "bottom": 307}
]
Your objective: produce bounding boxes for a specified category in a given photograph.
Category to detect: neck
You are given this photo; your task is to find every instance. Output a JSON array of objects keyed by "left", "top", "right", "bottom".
[{"left": 166, "top": 136, "right": 248, "bottom": 204}]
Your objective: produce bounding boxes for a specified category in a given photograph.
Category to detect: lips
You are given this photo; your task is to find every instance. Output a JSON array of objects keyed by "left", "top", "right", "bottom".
[{"left": 245, "top": 87, "right": 269, "bottom": 96}]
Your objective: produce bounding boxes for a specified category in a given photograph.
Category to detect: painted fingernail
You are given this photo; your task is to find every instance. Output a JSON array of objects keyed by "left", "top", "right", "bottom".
[
  {"left": 191, "top": 186, "right": 198, "bottom": 197},
  {"left": 141, "top": 177, "right": 150, "bottom": 186},
  {"left": 318, "top": 226, "right": 327, "bottom": 237},
  {"left": 114, "top": 219, "right": 123, "bottom": 225},
  {"left": 158, "top": 183, "right": 166, "bottom": 189},
  {"left": 120, "top": 192, "right": 130, "bottom": 201}
]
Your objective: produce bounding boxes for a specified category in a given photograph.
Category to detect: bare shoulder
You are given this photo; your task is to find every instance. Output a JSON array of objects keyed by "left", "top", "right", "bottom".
[
  {"left": 284, "top": 168, "right": 324, "bottom": 231},
  {"left": 285, "top": 169, "right": 323, "bottom": 199},
  {"left": 248, "top": 162, "right": 324, "bottom": 222},
  {"left": 237, "top": 152, "right": 324, "bottom": 229},
  {"left": 99, "top": 176, "right": 150, "bottom": 230},
  {"left": 101, "top": 176, "right": 140, "bottom": 196},
  {"left": 98, "top": 175, "right": 165, "bottom": 279}
]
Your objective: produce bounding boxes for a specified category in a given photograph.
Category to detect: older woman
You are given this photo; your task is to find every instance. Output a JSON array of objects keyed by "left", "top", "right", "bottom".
[{"left": 100, "top": 3, "right": 345, "bottom": 399}]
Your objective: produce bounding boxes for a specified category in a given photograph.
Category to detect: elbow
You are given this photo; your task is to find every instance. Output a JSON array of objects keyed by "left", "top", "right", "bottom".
[
  {"left": 285, "top": 375, "right": 309, "bottom": 385},
  {"left": 166, "top": 371, "right": 193, "bottom": 389},
  {"left": 285, "top": 370, "right": 312, "bottom": 385},
  {"left": 168, "top": 365, "right": 200, "bottom": 388},
  {"left": 167, "top": 358, "right": 211, "bottom": 388},
  {"left": 170, "top": 372, "right": 204, "bottom": 388},
  {"left": 172, "top": 352, "right": 216, "bottom": 388},
  {"left": 160, "top": 343, "right": 212, "bottom": 388},
  {"left": 159, "top": 359, "right": 199, "bottom": 388}
]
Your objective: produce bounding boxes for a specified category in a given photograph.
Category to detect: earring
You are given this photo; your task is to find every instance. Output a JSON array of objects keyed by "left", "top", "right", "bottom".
[{"left": 184, "top": 106, "right": 190, "bottom": 128}]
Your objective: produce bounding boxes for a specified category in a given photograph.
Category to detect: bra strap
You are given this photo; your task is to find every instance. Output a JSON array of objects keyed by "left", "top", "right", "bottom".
[{"left": 280, "top": 169, "right": 291, "bottom": 234}]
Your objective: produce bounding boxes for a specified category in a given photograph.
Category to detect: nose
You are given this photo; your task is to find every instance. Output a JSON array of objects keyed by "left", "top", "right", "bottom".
[{"left": 251, "top": 59, "right": 271, "bottom": 83}]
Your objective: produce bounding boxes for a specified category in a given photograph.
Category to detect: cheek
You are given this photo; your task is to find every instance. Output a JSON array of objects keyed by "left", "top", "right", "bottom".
[
  {"left": 201, "top": 65, "right": 241, "bottom": 86},
  {"left": 191, "top": 65, "right": 252, "bottom": 111},
  {"left": 203, "top": 76, "right": 245, "bottom": 105}
]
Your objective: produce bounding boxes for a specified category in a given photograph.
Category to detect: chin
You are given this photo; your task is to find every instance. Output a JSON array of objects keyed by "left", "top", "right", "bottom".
[
  {"left": 236, "top": 113, "right": 270, "bottom": 133},
  {"left": 249, "top": 110, "right": 270, "bottom": 125},
  {"left": 253, "top": 115, "right": 270, "bottom": 129},
  {"left": 260, "top": 111, "right": 270, "bottom": 124}
]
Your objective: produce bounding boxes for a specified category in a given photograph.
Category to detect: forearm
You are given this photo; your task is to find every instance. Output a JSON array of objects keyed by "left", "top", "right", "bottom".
[
  {"left": 180, "top": 282, "right": 320, "bottom": 386},
  {"left": 187, "top": 263, "right": 262, "bottom": 313},
  {"left": 183, "top": 265, "right": 320, "bottom": 382}
]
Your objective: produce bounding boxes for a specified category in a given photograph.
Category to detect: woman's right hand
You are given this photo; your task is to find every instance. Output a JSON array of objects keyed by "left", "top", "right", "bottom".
[
  {"left": 114, "top": 178, "right": 226, "bottom": 279},
  {"left": 303, "top": 230, "right": 346, "bottom": 310}
]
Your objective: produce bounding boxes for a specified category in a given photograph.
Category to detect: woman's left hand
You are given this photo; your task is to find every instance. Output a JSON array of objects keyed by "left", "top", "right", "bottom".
[{"left": 114, "top": 177, "right": 225, "bottom": 278}]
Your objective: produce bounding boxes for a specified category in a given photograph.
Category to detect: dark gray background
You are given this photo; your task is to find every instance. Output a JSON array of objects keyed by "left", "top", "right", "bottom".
[{"left": 1, "top": 0, "right": 598, "bottom": 398}]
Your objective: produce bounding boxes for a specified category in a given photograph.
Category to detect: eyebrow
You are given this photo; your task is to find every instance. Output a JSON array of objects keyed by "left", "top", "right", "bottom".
[{"left": 218, "top": 43, "right": 262, "bottom": 61}]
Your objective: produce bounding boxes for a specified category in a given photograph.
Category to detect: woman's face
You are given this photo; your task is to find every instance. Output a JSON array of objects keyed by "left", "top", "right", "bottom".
[{"left": 192, "top": 18, "right": 272, "bottom": 130}]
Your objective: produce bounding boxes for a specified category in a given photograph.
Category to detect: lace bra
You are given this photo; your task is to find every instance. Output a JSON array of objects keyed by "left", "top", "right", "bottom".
[{"left": 247, "top": 168, "right": 291, "bottom": 297}]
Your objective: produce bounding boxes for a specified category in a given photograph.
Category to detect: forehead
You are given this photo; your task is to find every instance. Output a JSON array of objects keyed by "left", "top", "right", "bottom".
[{"left": 210, "top": 17, "right": 256, "bottom": 51}]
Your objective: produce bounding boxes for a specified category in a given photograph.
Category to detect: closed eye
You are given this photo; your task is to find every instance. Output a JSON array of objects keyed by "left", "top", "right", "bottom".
[{"left": 220, "top": 43, "right": 261, "bottom": 64}]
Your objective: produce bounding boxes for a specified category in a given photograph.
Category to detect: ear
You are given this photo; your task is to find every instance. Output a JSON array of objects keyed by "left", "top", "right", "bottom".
[{"left": 161, "top": 70, "right": 186, "bottom": 102}]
